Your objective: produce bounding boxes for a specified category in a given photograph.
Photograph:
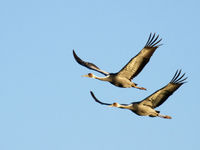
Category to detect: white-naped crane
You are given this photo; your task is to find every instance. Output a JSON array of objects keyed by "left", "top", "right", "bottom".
[
  {"left": 90, "top": 70, "right": 187, "bottom": 119},
  {"left": 73, "top": 33, "right": 162, "bottom": 90}
]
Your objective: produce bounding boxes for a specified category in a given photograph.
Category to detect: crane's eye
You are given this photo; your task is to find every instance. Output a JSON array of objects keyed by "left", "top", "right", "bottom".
[
  {"left": 88, "top": 73, "right": 93, "bottom": 77},
  {"left": 113, "top": 103, "right": 118, "bottom": 107}
]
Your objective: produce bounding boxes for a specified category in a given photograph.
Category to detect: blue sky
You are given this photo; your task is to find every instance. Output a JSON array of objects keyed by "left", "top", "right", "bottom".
[{"left": 1, "top": 0, "right": 200, "bottom": 150}]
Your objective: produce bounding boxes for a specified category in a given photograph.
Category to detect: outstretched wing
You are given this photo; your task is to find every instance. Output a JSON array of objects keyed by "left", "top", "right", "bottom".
[
  {"left": 140, "top": 70, "right": 187, "bottom": 108},
  {"left": 117, "top": 33, "right": 162, "bottom": 80},
  {"left": 90, "top": 91, "right": 111, "bottom": 105},
  {"left": 73, "top": 50, "right": 109, "bottom": 76}
]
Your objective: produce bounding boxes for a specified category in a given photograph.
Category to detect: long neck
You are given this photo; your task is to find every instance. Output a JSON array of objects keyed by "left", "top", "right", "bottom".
[
  {"left": 93, "top": 75, "right": 111, "bottom": 82},
  {"left": 117, "top": 104, "right": 133, "bottom": 110}
]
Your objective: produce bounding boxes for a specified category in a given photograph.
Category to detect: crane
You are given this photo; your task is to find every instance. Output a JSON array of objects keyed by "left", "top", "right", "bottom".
[
  {"left": 90, "top": 70, "right": 187, "bottom": 119},
  {"left": 73, "top": 33, "right": 162, "bottom": 90}
]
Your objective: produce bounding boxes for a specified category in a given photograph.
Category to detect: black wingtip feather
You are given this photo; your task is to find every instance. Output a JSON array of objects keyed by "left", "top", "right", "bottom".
[
  {"left": 90, "top": 91, "right": 96, "bottom": 100},
  {"left": 149, "top": 33, "right": 157, "bottom": 45},
  {"left": 90, "top": 91, "right": 100, "bottom": 103},
  {"left": 73, "top": 50, "right": 100, "bottom": 70},
  {"left": 72, "top": 50, "right": 83, "bottom": 65},
  {"left": 148, "top": 33, "right": 156, "bottom": 45},
  {"left": 145, "top": 33, "right": 162, "bottom": 48},
  {"left": 90, "top": 91, "right": 111, "bottom": 105},
  {"left": 145, "top": 33, "right": 152, "bottom": 46},
  {"left": 73, "top": 50, "right": 109, "bottom": 76},
  {"left": 170, "top": 70, "right": 187, "bottom": 84},
  {"left": 171, "top": 70, "right": 179, "bottom": 82}
]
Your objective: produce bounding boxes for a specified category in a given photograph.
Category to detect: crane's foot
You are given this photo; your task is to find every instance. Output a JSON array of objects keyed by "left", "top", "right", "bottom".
[
  {"left": 132, "top": 83, "right": 147, "bottom": 90},
  {"left": 138, "top": 87, "right": 147, "bottom": 90},
  {"left": 164, "top": 115, "right": 172, "bottom": 119},
  {"left": 158, "top": 114, "right": 172, "bottom": 119},
  {"left": 134, "top": 86, "right": 147, "bottom": 90}
]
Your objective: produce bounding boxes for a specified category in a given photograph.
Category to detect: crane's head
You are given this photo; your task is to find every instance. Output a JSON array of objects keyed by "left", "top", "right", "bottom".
[
  {"left": 81, "top": 73, "right": 95, "bottom": 78},
  {"left": 108, "top": 102, "right": 120, "bottom": 108}
]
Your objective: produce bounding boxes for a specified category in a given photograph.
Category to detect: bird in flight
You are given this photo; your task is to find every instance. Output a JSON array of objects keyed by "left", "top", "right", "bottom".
[
  {"left": 73, "top": 33, "right": 162, "bottom": 90},
  {"left": 90, "top": 70, "right": 187, "bottom": 119}
]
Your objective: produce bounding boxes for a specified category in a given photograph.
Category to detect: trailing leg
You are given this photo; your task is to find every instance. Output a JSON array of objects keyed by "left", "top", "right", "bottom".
[
  {"left": 132, "top": 83, "right": 147, "bottom": 90},
  {"left": 158, "top": 114, "right": 172, "bottom": 119}
]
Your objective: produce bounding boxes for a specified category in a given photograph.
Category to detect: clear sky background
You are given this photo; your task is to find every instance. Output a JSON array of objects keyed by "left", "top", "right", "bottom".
[{"left": 1, "top": 0, "right": 200, "bottom": 150}]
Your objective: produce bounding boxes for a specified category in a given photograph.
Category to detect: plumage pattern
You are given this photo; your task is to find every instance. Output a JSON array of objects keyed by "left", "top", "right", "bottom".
[
  {"left": 90, "top": 70, "right": 187, "bottom": 119},
  {"left": 140, "top": 70, "right": 187, "bottom": 108},
  {"left": 117, "top": 33, "right": 162, "bottom": 80},
  {"left": 73, "top": 33, "right": 162, "bottom": 90}
]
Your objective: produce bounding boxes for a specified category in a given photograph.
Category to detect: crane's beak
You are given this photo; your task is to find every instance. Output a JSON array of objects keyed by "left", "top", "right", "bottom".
[
  {"left": 81, "top": 73, "right": 94, "bottom": 78},
  {"left": 81, "top": 74, "right": 89, "bottom": 77}
]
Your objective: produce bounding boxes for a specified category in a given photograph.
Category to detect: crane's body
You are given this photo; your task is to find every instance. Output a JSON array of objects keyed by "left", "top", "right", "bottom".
[
  {"left": 112, "top": 102, "right": 170, "bottom": 118},
  {"left": 109, "top": 74, "right": 134, "bottom": 88},
  {"left": 128, "top": 103, "right": 157, "bottom": 116},
  {"left": 90, "top": 70, "right": 187, "bottom": 119},
  {"left": 87, "top": 73, "right": 137, "bottom": 88},
  {"left": 73, "top": 33, "right": 162, "bottom": 90}
]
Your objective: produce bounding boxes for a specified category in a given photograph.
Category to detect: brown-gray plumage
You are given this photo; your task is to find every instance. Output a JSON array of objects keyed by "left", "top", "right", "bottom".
[
  {"left": 73, "top": 33, "right": 162, "bottom": 90},
  {"left": 90, "top": 70, "right": 187, "bottom": 119}
]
